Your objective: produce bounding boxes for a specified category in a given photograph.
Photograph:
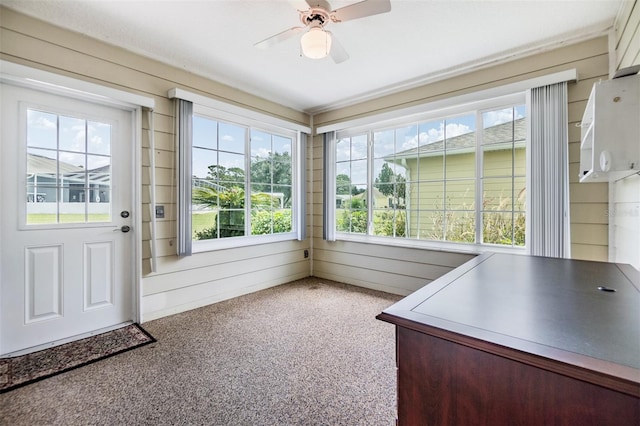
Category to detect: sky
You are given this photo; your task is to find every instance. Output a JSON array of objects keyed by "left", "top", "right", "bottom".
[
  {"left": 27, "top": 109, "right": 111, "bottom": 171},
  {"left": 337, "top": 105, "right": 526, "bottom": 186},
  {"left": 192, "top": 115, "right": 292, "bottom": 179}
]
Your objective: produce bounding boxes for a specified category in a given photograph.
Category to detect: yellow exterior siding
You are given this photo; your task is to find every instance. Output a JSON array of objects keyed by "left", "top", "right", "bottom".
[
  {"left": 314, "top": 36, "right": 611, "bottom": 292},
  {"left": 393, "top": 147, "right": 526, "bottom": 242}
]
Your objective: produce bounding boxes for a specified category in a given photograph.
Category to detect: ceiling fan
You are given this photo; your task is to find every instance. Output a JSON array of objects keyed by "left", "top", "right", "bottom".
[{"left": 255, "top": 0, "right": 392, "bottom": 64}]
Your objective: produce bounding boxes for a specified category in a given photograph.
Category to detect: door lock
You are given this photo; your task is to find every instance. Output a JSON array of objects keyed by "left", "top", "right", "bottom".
[{"left": 114, "top": 225, "right": 131, "bottom": 233}]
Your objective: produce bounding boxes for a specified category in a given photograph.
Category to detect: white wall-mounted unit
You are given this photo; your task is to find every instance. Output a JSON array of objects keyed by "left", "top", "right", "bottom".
[{"left": 579, "top": 74, "right": 640, "bottom": 183}]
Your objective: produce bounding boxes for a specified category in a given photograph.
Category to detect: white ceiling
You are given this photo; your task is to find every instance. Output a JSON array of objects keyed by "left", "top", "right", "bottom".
[{"left": 0, "top": 0, "right": 626, "bottom": 113}]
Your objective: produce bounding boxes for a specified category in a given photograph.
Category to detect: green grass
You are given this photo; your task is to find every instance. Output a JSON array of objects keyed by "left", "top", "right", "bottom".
[
  {"left": 27, "top": 214, "right": 111, "bottom": 224},
  {"left": 192, "top": 212, "right": 216, "bottom": 238}
]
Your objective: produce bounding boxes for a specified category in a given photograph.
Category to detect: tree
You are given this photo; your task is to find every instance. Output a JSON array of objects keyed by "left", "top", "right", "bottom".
[
  {"left": 192, "top": 186, "right": 276, "bottom": 209},
  {"left": 250, "top": 152, "right": 292, "bottom": 207},
  {"left": 375, "top": 163, "right": 395, "bottom": 196},
  {"left": 375, "top": 162, "right": 406, "bottom": 202},
  {"left": 206, "top": 164, "right": 244, "bottom": 189},
  {"left": 336, "top": 174, "right": 352, "bottom": 195},
  {"left": 336, "top": 173, "right": 364, "bottom": 195},
  {"left": 396, "top": 177, "right": 406, "bottom": 201},
  {"left": 192, "top": 186, "right": 279, "bottom": 240}
]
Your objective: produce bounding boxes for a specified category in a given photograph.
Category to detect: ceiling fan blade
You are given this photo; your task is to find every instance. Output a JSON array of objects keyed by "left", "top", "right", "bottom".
[
  {"left": 305, "top": 0, "right": 331, "bottom": 9},
  {"left": 255, "top": 27, "right": 305, "bottom": 49},
  {"left": 289, "top": 0, "right": 311, "bottom": 11},
  {"left": 327, "top": 32, "right": 349, "bottom": 64},
  {"left": 331, "top": 0, "right": 391, "bottom": 22}
]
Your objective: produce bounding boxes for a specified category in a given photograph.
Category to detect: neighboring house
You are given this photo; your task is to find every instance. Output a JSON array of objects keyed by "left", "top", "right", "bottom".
[
  {"left": 27, "top": 153, "right": 110, "bottom": 211},
  {"left": 385, "top": 118, "right": 526, "bottom": 238},
  {"left": 336, "top": 187, "right": 389, "bottom": 209},
  {"left": 27, "top": 153, "right": 79, "bottom": 203},
  {"left": 370, "top": 187, "right": 394, "bottom": 208}
]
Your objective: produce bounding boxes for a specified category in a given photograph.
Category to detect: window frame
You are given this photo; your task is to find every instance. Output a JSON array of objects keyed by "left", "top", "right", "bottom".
[
  {"left": 20, "top": 102, "right": 122, "bottom": 230},
  {"left": 330, "top": 92, "right": 528, "bottom": 254},
  {"left": 191, "top": 103, "right": 303, "bottom": 253}
]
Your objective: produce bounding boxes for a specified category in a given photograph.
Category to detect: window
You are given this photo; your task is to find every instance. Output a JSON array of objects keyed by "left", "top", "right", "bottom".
[
  {"left": 26, "top": 108, "right": 112, "bottom": 225},
  {"left": 334, "top": 99, "right": 526, "bottom": 249},
  {"left": 190, "top": 107, "right": 299, "bottom": 247}
]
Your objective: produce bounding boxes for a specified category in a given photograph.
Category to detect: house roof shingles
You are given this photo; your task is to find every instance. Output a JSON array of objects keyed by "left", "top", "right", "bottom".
[{"left": 391, "top": 117, "right": 526, "bottom": 161}]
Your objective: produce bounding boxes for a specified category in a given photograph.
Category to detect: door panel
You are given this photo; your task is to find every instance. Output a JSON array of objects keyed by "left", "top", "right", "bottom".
[
  {"left": 84, "top": 240, "right": 115, "bottom": 310},
  {"left": 1, "top": 84, "right": 135, "bottom": 355},
  {"left": 25, "top": 245, "right": 63, "bottom": 322}
]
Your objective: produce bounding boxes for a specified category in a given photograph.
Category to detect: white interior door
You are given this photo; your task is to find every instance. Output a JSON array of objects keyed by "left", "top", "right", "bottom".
[{"left": 1, "top": 84, "right": 135, "bottom": 356}]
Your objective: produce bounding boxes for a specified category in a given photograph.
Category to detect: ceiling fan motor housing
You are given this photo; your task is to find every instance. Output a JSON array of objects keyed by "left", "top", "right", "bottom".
[
  {"left": 300, "top": 8, "right": 331, "bottom": 27},
  {"left": 256, "top": 0, "right": 391, "bottom": 63}
]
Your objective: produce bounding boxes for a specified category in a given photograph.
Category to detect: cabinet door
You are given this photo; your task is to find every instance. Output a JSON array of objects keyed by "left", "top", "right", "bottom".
[{"left": 396, "top": 327, "right": 639, "bottom": 426}]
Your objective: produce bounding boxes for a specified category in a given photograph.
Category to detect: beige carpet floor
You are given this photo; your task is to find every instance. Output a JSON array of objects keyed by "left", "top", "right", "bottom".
[{"left": 0, "top": 277, "right": 402, "bottom": 426}]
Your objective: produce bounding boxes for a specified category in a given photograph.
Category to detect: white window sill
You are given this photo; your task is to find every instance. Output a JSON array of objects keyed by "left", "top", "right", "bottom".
[
  {"left": 334, "top": 232, "right": 528, "bottom": 256},
  {"left": 192, "top": 232, "right": 298, "bottom": 253}
]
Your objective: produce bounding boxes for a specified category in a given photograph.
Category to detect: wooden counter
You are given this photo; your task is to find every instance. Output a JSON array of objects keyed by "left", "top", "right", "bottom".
[{"left": 377, "top": 253, "right": 640, "bottom": 426}]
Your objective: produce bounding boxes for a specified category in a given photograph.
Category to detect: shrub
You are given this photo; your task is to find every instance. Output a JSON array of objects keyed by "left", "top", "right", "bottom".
[
  {"left": 337, "top": 209, "right": 368, "bottom": 233},
  {"left": 194, "top": 209, "right": 292, "bottom": 240},
  {"left": 374, "top": 210, "right": 406, "bottom": 237},
  {"left": 194, "top": 226, "right": 217, "bottom": 240},
  {"left": 251, "top": 210, "right": 292, "bottom": 235},
  {"left": 427, "top": 193, "right": 525, "bottom": 246}
]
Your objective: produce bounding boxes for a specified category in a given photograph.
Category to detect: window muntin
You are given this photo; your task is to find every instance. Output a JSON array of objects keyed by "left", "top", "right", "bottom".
[
  {"left": 192, "top": 113, "right": 296, "bottom": 243},
  {"left": 26, "top": 109, "right": 112, "bottom": 225},
  {"left": 336, "top": 134, "right": 368, "bottom": 234},
  {"left": 250, "top": 130, "right": 293, "bottom": 236},
  {"left": 480, "top": 106, "right": 526, "bottom": 246},
  {"left": 334, "top": 102, "right": 526, "bottom": 249}
]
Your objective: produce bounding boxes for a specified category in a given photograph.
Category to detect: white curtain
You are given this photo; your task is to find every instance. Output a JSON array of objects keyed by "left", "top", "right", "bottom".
[
  {"left": 297, "top": 132, "right": 307, "bottom": 241},
  {"left": 529, "top": 82, "right": 571, "bottom": 258},
  {"left": 146, "top": 107, "right": 158, "bottom": 271},
  {"left": 176, "top": 99, "right": 193, "bottom": 257},
  {"left": 323, "top": 131, "right": 336, "bottom": 241}
]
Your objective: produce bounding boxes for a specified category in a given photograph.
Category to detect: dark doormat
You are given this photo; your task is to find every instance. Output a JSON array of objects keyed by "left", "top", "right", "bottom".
[{"left": 0, "top": 323, "right": 155, "bottom": 393}]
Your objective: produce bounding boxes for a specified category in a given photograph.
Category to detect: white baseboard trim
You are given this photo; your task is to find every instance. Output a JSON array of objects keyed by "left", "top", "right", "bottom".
[
  {"left": 311, "top": 272, "right": 414, "bottom": 297},
  {"left": 142, "top": 272, "right": 308, "bottom": 322}
]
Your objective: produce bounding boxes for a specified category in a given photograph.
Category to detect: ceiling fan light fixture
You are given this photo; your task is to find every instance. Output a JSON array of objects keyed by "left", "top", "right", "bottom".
[{"left": 300, "top": 27, "right": 332, "bottom": 59}]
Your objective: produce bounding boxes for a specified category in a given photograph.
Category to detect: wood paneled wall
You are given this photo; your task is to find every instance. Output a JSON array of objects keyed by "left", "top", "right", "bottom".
[
  {"left": 1, "top": 4, "right": 628, "bottom": 319},
  {"left": 0, "top": 7, "right": 312, "bottom": 321},
  {"left": 311, "top": 36, "right": 612, "bottom": 294},
  {"left": 610, "top": 0, "right": 640, "bottom": 269},
  {"left": 615, "top": 0, "right": 639, "bottom": 70}
]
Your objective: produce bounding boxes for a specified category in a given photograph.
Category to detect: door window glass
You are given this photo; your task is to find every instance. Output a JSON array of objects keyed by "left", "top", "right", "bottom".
[{"left": 26, "top": 109, "right": 112, "bottom": 224}]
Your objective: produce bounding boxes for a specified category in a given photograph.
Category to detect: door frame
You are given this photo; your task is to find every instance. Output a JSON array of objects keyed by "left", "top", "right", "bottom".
[{"left": 0, "top": 60, "right": 155, "bottom": 342}]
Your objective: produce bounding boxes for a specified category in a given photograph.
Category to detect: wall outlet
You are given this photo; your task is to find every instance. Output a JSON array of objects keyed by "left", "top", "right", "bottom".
[
  {"left": 155, "top": 205, "right": 165, "bottom": 218},
  {"left": 304, "top": 249, "right": 309, "bottom": 258}
]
